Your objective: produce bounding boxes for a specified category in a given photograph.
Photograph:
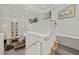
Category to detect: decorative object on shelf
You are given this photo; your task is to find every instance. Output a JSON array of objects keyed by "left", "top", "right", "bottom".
[
  {"left": 12, "top": 35, "right": 13, "bottom": 37},
  {"left": 33, "top": 17, "right": 38, "bottom": 23},
  {"left": 58, "top": 4, "right": 75, "bottom": 19},
  {"left": 28, "top": 19, "right": 33, "bottom": 23},
  {"left": 15, "top": 22, "right": 18, "bottom": 36},
  {"left": 28, "top": 17, "right": 38, "bottom": 23},
  {"left": 11, "top": 22, "right": 18, "bottom": 37},
  {"left": 11, "top": 22, "right": 14, "bottom": 37}
]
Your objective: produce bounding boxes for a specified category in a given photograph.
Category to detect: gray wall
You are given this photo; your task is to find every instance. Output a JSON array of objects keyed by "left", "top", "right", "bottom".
[
  {"left": 52, "top": 4, "right": 79, "bottom": 39},
  {"left": 0, "top": 18, "right": 28, "bottom": 39}
]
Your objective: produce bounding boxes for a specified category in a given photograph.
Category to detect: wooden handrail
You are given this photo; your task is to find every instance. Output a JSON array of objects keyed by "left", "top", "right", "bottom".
[
  {"left": 51, "top": 40, "right": 59, "bottom": 55},
  {"left": 26, "top": 41, "right": 42, "bottom": 55}
]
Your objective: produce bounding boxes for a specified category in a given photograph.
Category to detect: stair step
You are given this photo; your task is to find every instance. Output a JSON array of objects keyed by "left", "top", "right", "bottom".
[
  {"left": 56, "top": 35, "right": 79, "bottom": 51},
  {"left": 56, "top": 48, "right": 74, "bottom": 55},
  {"left": 56, "top": 35, "right": 79, "bottom": 55},
  {"left": 59, "top": 44, "right": 79, "bottom": 55}
]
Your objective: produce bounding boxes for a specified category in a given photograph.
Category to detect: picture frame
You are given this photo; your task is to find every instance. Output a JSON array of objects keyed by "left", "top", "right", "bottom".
[{"left": 58, "top": 4, "right": 75, "bottom": 19}]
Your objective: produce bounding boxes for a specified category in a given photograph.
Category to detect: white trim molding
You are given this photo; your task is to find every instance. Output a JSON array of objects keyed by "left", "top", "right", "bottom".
[{"left": 56, "top": 34, "right": 79, "bottom": 40}]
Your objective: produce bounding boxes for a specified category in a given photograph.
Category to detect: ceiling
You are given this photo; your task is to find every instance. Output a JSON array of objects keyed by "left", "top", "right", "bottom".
[
  {"left": 21, "top": 4, "right": 57, "bottom": 13},
  {"left": 0, "top": 4, "right": 60, "bottom": 20}
]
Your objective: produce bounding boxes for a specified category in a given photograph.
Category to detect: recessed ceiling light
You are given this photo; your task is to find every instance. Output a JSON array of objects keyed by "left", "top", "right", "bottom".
[
  {"left": 26, "top": 8, "right": 29, "bottom": 11},
  {"left": 42, "top": 5, "right": 45, "bottom": 9},
  {"left": 13, "top": 19, "right": 17, "bottom": 22},
  {"left": 25, "top": 11, "right": 27, "bottom": 14},
  {"left": 2, "top": 24, "right": 8, "bottom": 27},
  {"left": 14, "top": 8, "right": 17, "bottom": 12},
  {"left": 21, "top": 25, "right": 24, "bottom": 27}
]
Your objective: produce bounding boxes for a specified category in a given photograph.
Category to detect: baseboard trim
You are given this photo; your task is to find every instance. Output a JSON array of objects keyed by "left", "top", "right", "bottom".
[{"left": 56, "top": 34, "right": 79, "bottom": 40}]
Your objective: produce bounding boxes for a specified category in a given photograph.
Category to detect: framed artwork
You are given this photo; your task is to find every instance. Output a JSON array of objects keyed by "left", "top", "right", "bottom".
[{"left": 58, "top": 4, "right": 75, "bottom": 19}]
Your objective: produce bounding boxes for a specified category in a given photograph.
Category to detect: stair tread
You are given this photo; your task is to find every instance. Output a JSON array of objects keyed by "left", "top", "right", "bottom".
[
  {"left": 56, "top": 36, "right": 79, "bottom": 51},
  {"left": 56, "top": 48, "right": 74, "bottom": 55},
  {"left": 59, "top": 45, "right": 79, "bottom": 55}
]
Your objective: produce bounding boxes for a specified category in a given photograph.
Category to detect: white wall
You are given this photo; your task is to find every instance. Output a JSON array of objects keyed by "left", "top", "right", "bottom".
[
  {"left": 26, "top": 19, "right": 56, "bottom": 55},
  {"left": 52, "top": 4, "right": 79, "bottom": 38},
  {"left": 0, "top": 20, "right": 2, "bottom": 32},
  {"left": 0, "top": 33, "right": 4, "bottom": 55},
  {"left": 0, "top": 17, "right": 28, "bottom": 39}
]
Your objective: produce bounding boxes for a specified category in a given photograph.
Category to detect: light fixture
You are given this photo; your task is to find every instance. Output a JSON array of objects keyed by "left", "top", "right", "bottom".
[
  {"left": 24, "top": 33, "right": 26, "bottom": 36},
  {"left": 13, "top": 19, "right": 17, "bottom": 22},
  {"left": 42, "top": 5, "right": 45, "bottom": 9},
  {"left": 14, "top": 8, "right": 17, "bottom": 12},
  {"left": 2, "top": 24, "right": 8, "bottom": 27},
  {"left": 26, "top": 8, "right": 29, "bottom": 11},
  {"left": 5, "top": 24, "right": 8, "bottom": 27},
  {"left": 21, "top": 25, "right": 24, "bottom": 28}
]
